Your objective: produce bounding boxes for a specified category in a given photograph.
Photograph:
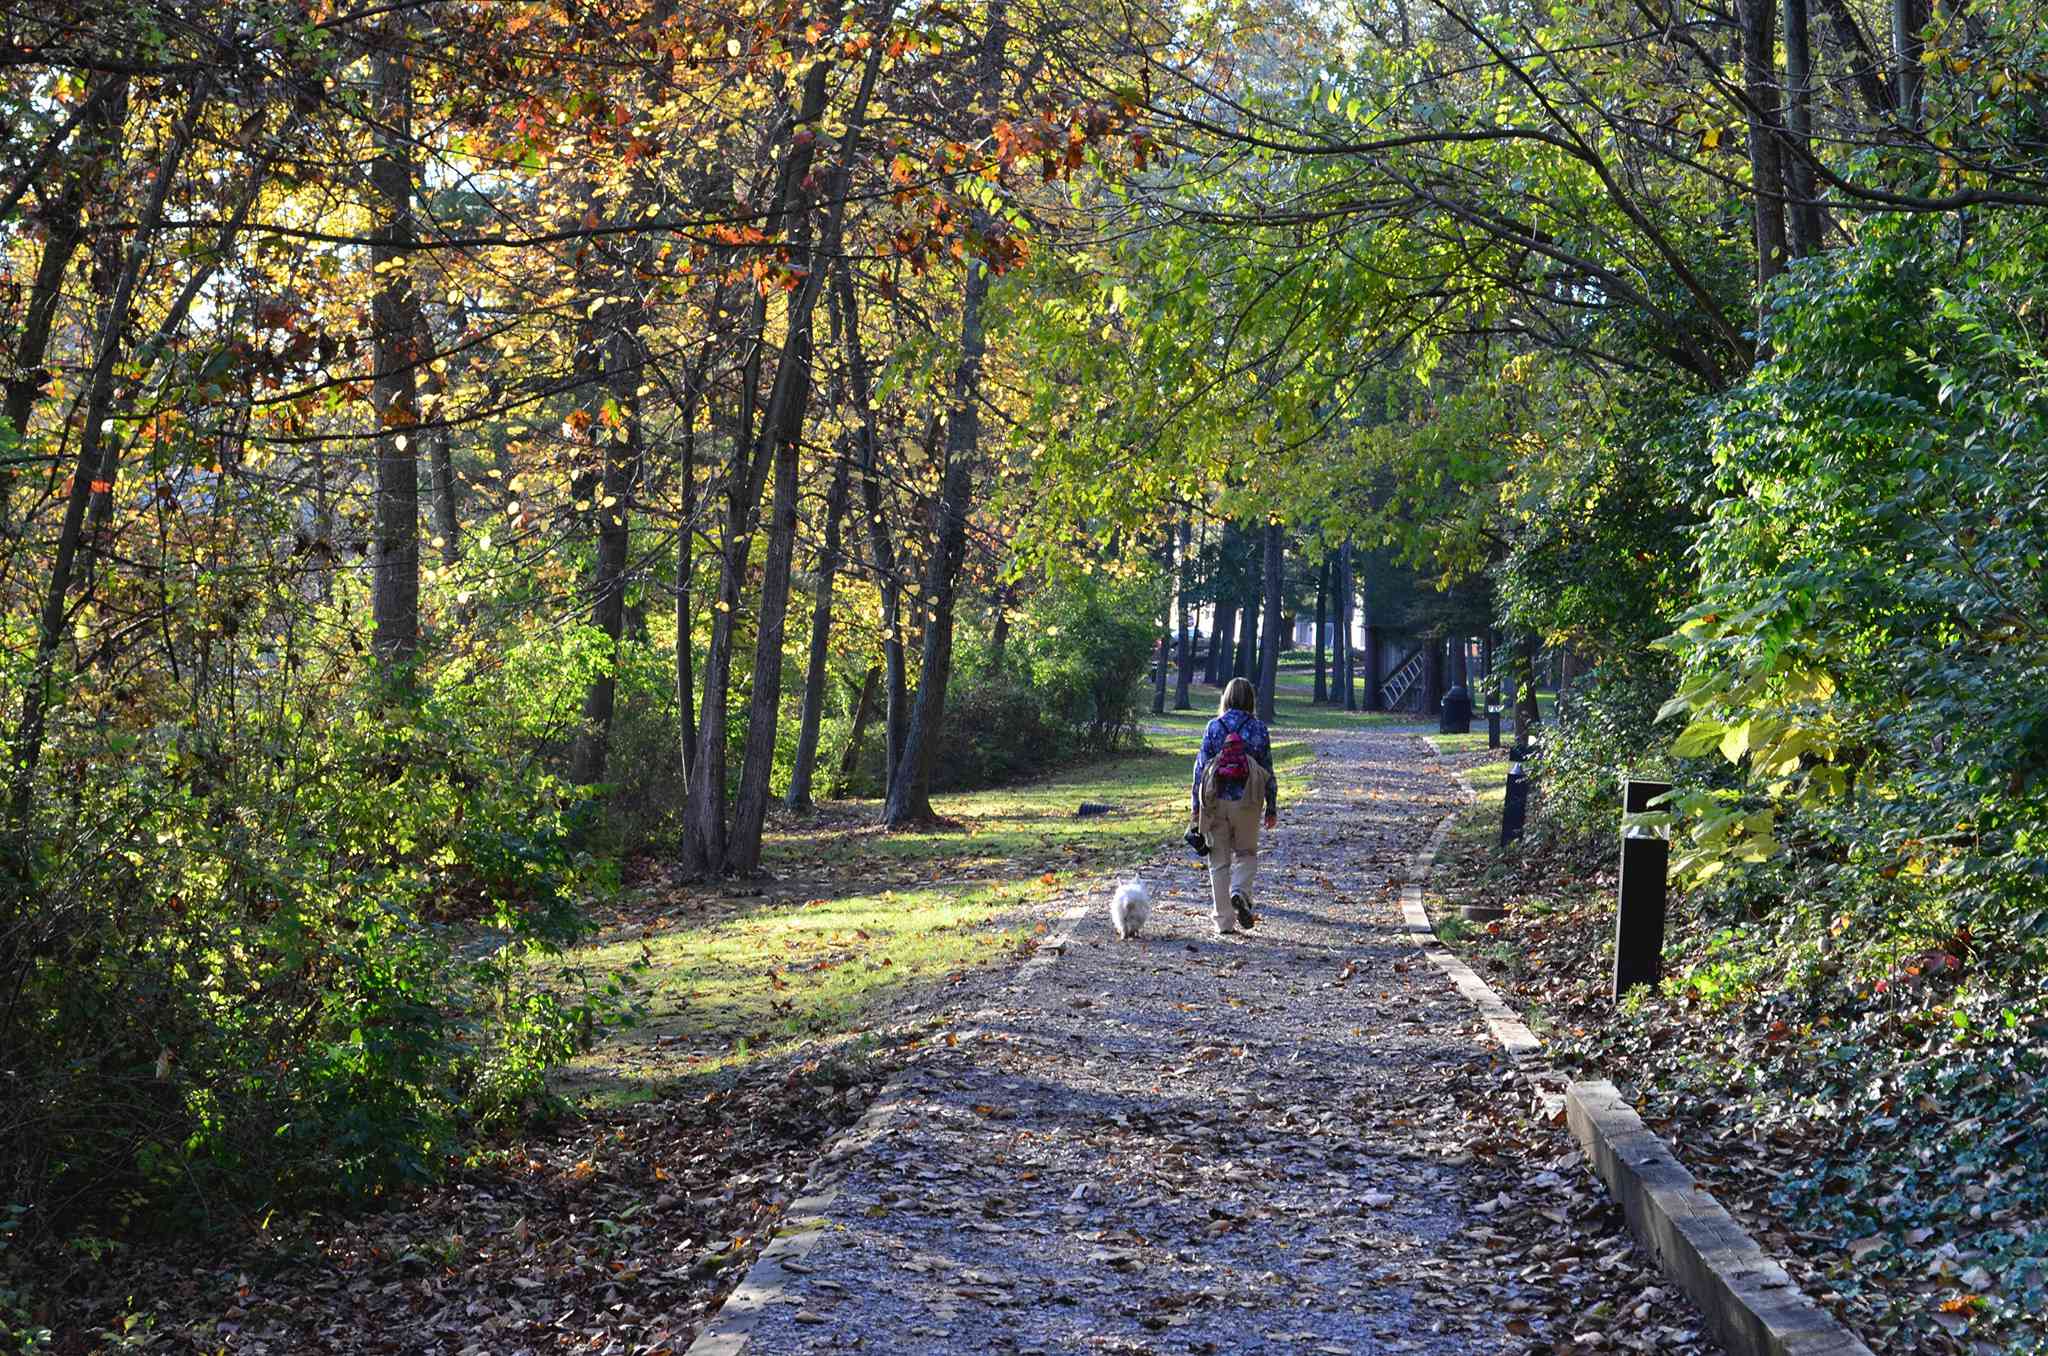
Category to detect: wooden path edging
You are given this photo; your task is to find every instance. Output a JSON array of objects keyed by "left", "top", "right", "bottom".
[
  {"left": 1407, "top": 736, "right": 1875, "bottom": 1356},
  {"left": 683, "top": 899, "right": 1092, "bottom": 1355},
  {"left": 1566, "top": 1080, "right": 1875, "bottom": 1356},
  {"left": 1397, "top": 753, "right": 1546, "bottom": 1065}
]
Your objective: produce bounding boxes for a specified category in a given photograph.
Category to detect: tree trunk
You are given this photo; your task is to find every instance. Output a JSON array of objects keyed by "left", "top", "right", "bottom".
[
  {"left": 1151, "top": 526, "right": 1171, "bottom": 715},
  {"left": 1450, "top": 633, "right": 1470, "bottom": 688},
  {"left": 1234, "top": 583, "right": 1257, "bottom": 681},
  {"left": 8, "top": 81, "right": 202, "bottom": 827},
  {"left": 837, "top": 663, "right": 881, "bottom": 781},
  {"left": 1312, "top": 550, "right": 1329, "bottom": 704},
  {"left": 568, "top": 325, "right": 640, "bottom": 787},
  {"left": 1424, "top": 638, "right": 1446, "bottom": 717},
  {"left": 370, "top": 31, "right": 421, "bottom": 672},
  {"left": 727, "top": 41, "right": 880, "bottom": 871},
  {"left": 1894, "top": 0, "right": 1925, "bottom": 129},
  {"left": 1211, "top": 597, "right": 1235, "bottom": 684},
  {"left": 765, "top": 33, "right": 886, "bottom": 828},
  {"left": 1172, "top": 515, "right": 1194, "bottom": 710},
  {"left": 1256, "top": 521, "right": 1282, "bottom": 721},
  {"left": 420, "top": 317, "right": 461, "bottom": 565},
  {"left": 786, "top": 456, "right": 852, "bottom": 812},
  {"left": 1783, "top": 0, "right": 1823, "bottom": 256},
  {"left": 727, "top": 385, "right": 806, "bottom": 868},
  {"left": 833, "top": 266, "right": 907, "bottom": 798},
  {"left": 1341, "top": 542, "right": 1359, "bottom": 711},
  {"left": 1363, "top": 624, "right": 1383, "bottom": 711},
  {"left": 1330, "top": 558, "right": 1349, "bottom": 709},
  {"left": 679, "top": 60, "right": 836, "bottom": 877},
  {"left": 1514, "top": 633, "right": 1541, "bottom": 742},
  {"left": 884, "top": 253, "right": 990, "bottom": 827},
  {"left": 0, "top": 78, "right": 126, "bottom": 533},
  {"left": 1813, "top": 0, "right": 1896, "bottom": 121},
  {"left": 1741, "top": 0, "right": 1789, "bottom": 300},
  {"left": 889, "top": 302, "right": 985, "bottom": 795},
  {"left": 675, "top": 359, "right": 700, "bottom": 782}
]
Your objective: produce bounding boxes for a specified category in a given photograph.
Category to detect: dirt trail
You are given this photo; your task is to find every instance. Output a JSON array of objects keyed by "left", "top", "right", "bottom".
[{"left": 710, "top": 729, "right": 1722, "bottom": 1356}]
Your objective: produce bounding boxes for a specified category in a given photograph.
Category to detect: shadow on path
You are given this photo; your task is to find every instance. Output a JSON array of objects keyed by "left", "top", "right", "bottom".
[{"left": 711, "top": 730, "right": 1721, "bottom": 1356}]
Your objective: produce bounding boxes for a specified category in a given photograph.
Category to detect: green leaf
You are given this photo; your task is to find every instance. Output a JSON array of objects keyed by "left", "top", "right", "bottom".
[{"left": 1670, "top": 718, "right": 1726, "bottom": 758}]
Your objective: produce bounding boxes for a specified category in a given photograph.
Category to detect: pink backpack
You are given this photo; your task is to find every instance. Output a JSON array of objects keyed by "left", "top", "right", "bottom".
[{"left": 1212, "top": 729, "right": 1251, "bottom": 785}]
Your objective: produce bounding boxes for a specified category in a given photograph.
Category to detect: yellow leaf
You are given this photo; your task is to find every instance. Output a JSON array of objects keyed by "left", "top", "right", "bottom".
[
  {"left": 1719, "top": 720, "right": 1752, "bottom": 763},
  {"left": 1702, "top": 125, "right": 1722, "bottom": 151}
]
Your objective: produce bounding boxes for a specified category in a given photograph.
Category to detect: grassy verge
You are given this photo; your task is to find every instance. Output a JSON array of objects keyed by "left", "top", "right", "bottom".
[
  {"left": 541, "top": 733, "right": 1316, "bottom": 1105},
  {"left": 1145, "top": 686, "right": 1423, "bottom": 741},
  {"left": 1417, "top": 737, "right": 1544, "bottom": 999}
]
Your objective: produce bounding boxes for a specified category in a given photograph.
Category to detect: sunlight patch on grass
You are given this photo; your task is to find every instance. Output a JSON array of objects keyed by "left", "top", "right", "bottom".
[{"left": 542, "top": 881, "right": 1041, "bottom": 1099}]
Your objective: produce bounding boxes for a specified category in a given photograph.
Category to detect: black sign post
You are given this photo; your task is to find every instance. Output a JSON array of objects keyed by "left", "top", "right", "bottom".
[
  {"left": 1499, "top": 744, "right": 1531, "bottom": 847},
  {"left": 1613, "top": 777, "right": 1672, "bottom": 999}
]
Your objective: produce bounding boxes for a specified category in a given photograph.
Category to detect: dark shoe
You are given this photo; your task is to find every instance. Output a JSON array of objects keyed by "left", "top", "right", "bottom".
[{"left": 1232, "top": 893, "right": 1255, "bottom": 930}]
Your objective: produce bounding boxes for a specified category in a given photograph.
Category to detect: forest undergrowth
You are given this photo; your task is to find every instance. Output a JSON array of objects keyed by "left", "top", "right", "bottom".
[{"left": 1426, "top": 739, "right": 2047, "bottom": 1355}]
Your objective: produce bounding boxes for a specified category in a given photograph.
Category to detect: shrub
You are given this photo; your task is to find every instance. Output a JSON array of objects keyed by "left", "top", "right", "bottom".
[
  {"left": 1656, "top": 212, "right": 2048, "bottom": 982},
  {"left": 929, "top": 665, "right": 1073, "bottom": 791},
  {"left": 0, "top": 639, "right": 609, "bottom": 1240},
  {"left": 1020, "top": 571, "right": 1160, "bottom": 755},
  {"left": 594, "top": 634, "right": 688, "bottom": 851},
  {"left": 1528, "top": 658, "right": 1682, "bottom": 847}
]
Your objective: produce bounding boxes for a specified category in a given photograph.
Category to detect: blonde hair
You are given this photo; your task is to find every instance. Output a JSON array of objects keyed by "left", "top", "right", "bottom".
[{"left": 1218, "top": 677, "right": 1256, "bottom": 716}]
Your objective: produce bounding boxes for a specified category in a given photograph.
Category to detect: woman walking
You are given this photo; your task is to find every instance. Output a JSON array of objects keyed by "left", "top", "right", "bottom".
[{"left": 1192, "top": 677, "right": 1278, "bottom": 936}]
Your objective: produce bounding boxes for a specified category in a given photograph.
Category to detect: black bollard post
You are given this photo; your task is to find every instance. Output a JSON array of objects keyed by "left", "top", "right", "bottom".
[
  {"left": 1487, "top": 704, "right": 1502, "bottom": 749},
  {"left": 1499, "top": 744, "right": 1530, "bottom": 847},
  {"left": 1612, "top": 777, "right": 1672, "bottom": 999}
]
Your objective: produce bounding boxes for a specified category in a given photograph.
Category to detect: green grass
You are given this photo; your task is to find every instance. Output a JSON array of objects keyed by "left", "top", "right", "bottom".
[
  {"left": 1147, "top": 687, "right": 1422, "bottom": 740},
  {"left": 540, "top": 733, "right": 1315, "bottom": 1105},
  {"left": 1420, "top": 736, "right": 1515, "bottom": 940},
  {"left": 1427, "top": 730, "right": 1503, "bottom": 756},
  {"left": 1426, "top": 735, "right": 1511, "bottom": 825}
]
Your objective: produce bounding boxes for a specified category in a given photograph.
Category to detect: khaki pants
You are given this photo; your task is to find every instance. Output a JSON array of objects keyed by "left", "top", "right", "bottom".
[{"left": 1198, "top": 787, "right": 1263, "bottom": 932}]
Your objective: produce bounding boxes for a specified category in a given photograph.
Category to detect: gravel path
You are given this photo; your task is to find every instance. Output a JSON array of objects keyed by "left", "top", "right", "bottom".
[{"left": 721, "top": 728, "right": 1719, "bottom": 1356}]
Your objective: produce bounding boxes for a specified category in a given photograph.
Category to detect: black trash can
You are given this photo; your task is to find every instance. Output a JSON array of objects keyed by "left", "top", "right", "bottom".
[{"left": 1440, "top": 685, "right": 1473, "bottom": 734}]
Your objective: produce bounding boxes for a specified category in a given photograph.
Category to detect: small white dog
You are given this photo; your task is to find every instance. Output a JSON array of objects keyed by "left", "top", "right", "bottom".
[{"left": 1109, "top": 879, "right": 1152, "bottom": 940}]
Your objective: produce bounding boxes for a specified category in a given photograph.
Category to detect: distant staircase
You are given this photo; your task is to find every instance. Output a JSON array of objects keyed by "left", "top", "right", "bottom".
[{"left": 1380, "top": 646, "right": 1426, "bottom": 712}]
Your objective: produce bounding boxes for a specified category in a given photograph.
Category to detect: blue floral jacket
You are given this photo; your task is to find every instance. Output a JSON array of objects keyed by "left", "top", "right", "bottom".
[{"left": 1192, "top": 709, "right": 1278, "bottom": 818}]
